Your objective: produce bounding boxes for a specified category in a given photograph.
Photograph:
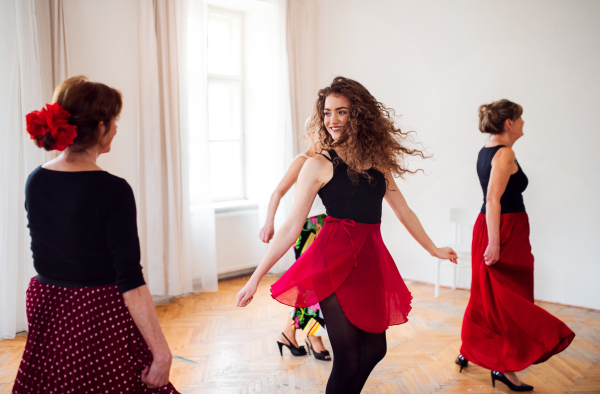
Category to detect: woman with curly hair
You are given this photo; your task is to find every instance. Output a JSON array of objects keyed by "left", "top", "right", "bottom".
[{"left": 237, "top": 76, "right": 457, "bottom": 393}]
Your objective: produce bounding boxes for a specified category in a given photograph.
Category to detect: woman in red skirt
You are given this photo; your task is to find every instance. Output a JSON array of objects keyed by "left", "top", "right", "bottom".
[
  {"left": 457, "top": 99, "right": 575, "bottom": 391},
  {"left": 237, "top": 76, "right": 457, "bottom": 393},
  {"left": 13, "top": 76, "right": 179, "bottom": 393}
]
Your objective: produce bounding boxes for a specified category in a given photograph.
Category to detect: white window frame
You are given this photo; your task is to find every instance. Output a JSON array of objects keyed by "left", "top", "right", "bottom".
[{"left": 207, "top": 7, "right": 245, "bottom": 202}]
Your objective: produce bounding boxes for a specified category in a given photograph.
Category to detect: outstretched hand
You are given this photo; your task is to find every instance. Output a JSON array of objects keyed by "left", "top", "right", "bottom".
[
  {"left": 237, "top": 279, "right": 258, "bottom": 307},
  {"left": 434, "top": 247, "right": 458, "bottom": 264},
  {"left": 259, "top": 222, "right": 275, "bottom": 243}
]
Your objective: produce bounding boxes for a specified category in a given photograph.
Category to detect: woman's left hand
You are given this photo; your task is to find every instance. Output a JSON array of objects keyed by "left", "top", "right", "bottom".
[
  {"left": 434, "top": 247, "right": 458, "bottom": 264},
  {"left": 141, "top": 355, "right": 171, "bottom": 389}
]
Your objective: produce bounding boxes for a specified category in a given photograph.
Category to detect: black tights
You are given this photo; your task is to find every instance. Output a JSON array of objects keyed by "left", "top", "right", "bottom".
[{"left": 320, "top": 293, "right": 387, "bottom": 394}]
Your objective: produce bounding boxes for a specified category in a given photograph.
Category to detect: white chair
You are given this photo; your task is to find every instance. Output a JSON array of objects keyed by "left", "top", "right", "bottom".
[{"left": 435, "top": 208, "right": 479, "bottom": 298}]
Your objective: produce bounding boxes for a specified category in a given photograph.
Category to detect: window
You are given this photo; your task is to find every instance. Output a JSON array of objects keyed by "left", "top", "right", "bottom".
[{"left": 207, "top": 9, "right": 244, "bottom": 202}]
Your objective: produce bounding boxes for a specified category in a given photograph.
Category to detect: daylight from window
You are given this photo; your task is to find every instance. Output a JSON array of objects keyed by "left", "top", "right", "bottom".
[{"left": 207, "top": 10, "right": 244, "bottom": 202}]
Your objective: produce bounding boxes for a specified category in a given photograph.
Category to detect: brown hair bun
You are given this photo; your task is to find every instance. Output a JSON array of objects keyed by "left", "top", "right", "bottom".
[
  {"left": 40, "top": 76, "right": 123, "bottom": 151},
  {"left": 478, "top": 99, "right": 523, "bottom": 135}
]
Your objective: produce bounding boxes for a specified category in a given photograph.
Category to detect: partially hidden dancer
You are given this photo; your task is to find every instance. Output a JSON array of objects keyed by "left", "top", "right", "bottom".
[
  {"left": 259, "top": 122, "right": 331, "bottom": 361},
  {"left": 456, "top": 99, "right": 575, "bottom": 392},
  {"left": 237, "top": 76, "right": 458, "bottom": 394},
  {"left": 13, "top": 76, "right": 179, "bottom": 393}
]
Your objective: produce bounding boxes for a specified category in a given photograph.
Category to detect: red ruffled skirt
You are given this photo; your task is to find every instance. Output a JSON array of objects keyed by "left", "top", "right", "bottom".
[
  {"left": 460, "top": 213, "right": 575, "bottom": 373},
  {"left": 12, "top": 277, "right": 179, "bottom": 394},
  {"left": 271, "top": 217, "right": 412, "bottom": 334}
]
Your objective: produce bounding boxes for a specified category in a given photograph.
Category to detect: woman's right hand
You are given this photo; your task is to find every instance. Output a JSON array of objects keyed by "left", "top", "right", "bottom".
[
  {"left": 141, "top": 353, "right": 172, "bottom": 389},
  {"left": 433, "top": 246, "right": 458, "bottom": 264},
  {"left": 259, "top": 222, "right": 275, "bottom": 243},
  {"left": 484, "top": 241, "right": 500, "bottom": 266},
  {"left": 237, "top": 279, "right": 258, "bottom": 307}
]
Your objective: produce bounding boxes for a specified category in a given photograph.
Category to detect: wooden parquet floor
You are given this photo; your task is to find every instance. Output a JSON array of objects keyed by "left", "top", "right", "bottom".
[{"left": 1, "top": 275, "right": 599, "bottom": 393}]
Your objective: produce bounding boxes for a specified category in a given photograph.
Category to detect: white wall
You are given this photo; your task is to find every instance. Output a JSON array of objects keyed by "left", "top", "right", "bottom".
[{"left": 313, "top": 0, "right": 600, "bottom": 309}]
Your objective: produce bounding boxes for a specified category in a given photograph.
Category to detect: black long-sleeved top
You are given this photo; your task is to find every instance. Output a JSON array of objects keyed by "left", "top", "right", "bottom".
[{"left": 25, "top": 166, "right": 145, "bottom": 293}]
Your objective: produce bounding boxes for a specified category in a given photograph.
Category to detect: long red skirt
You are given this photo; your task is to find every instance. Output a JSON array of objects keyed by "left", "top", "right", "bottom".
[
  {"left": 12, "top": 278, "right": 179, "bottom": 394},
  {"left": 271, "top": 216, "right": 412, "bottom": 334},
  {"left": 460, "top": 213, "right": 575, "bottom": 373}
]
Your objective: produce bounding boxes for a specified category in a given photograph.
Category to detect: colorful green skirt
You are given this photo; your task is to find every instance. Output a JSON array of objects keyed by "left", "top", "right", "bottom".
[{"left": 290, "top": 214, "right": 328, "bottom": 337}]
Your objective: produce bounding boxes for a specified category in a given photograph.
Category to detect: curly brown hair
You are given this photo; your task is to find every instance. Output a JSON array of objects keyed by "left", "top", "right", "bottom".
[{"left": 310, "top": 76, "right": 427, "bottom": 183}]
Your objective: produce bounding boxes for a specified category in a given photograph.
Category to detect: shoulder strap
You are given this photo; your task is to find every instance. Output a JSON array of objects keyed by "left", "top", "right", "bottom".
[
  {"left": 489, "top": 145, "right": 507, "bottom": 160},
  {"left": 319, "top": 152, "right": 333, "bottom": 163}
]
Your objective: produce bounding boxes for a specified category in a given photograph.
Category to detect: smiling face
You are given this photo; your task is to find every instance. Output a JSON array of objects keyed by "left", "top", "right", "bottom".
[{"left": 323, "top": 94, "right": 351, "bottom": 141}]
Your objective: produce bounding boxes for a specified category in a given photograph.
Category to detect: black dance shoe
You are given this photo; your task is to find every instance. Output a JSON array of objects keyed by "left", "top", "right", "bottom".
[
  {"left": 305, "top": 337, "right": 332, "bottom": 361},
  {"left": 455, "top": 354, "right": 468, "bottom": 372},
  {"left": 491, "top": 371, "right": 534, "bottom": 391},
  {"left": 277, "top": 332, "right": 307, "bottom": 357}
]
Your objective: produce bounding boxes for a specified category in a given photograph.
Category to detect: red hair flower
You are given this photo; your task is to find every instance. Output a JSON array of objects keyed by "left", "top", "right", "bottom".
[{"left": 26, "top": 103, "right": 78, "bottom": 151}]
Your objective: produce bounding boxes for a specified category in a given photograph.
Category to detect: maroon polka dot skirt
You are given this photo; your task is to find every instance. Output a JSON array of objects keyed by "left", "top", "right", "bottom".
[{"left": 12, "top": 277, "right": 179, "bottom": 393}]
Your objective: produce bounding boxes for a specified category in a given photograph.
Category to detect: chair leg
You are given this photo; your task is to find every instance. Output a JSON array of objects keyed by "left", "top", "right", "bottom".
[
  {"left": 456, "top": 264, "right": 460, "bottom": 290},
  {"left": 451, "top": 264, "right": 456, "bottom": 290},
  {"left": 435, "top": 259, "right": 440, "bottom": 298}
]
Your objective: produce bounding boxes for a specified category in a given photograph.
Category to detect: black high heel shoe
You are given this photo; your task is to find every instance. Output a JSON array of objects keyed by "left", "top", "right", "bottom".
[
  {"left": 277, "top": 332, "right": 307, "bottom": 357},
  {"left": 455, "top": 354, "right": 468, "bottom": 372},
  {"left": 491, "top": 371, "right": 534, "bottom": 391},
  {"left": 305, "top": 336, "right": 332, "bottom": 361}
]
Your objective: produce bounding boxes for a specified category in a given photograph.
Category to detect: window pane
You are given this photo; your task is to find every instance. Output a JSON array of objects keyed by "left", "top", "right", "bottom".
[
  {"left": 208, "top": 81, "right": 241, "bottom": 141},
  {"left": 209, "top": 141, "right": 243, "bottom": 201},
  {"left": 207, "top": 12, "right": 241, "bottom": 76}
]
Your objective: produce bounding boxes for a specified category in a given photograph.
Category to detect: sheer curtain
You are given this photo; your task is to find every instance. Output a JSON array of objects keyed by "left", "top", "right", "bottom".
[
  {"left": 245, "top": 0, "right": 296, "bottom": 273},
  {"left": 0, "top": 0, "right": 47, "bottom": 339},
  {"left": 138, "top": 0, "right": 218, "bottom": 295},
  {"left": 286, "top": 0, "right": 317, "bottom": 155}
]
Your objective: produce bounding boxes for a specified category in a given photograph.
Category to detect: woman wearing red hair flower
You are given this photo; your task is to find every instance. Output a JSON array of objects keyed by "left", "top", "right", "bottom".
[
  {"left": 25, "top": 102, "right": 78, "bottom": 151},
  {"left": 13, "top": 76, "right": 179, "bottom": 393}
]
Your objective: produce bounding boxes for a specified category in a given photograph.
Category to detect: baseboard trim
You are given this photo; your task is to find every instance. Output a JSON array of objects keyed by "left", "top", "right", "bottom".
[
  {"left": 218, "top": 267, "right": 257, "bottom": 281},
  {"left": 405, "top": 278, "right": 600, "bottom": 312}
]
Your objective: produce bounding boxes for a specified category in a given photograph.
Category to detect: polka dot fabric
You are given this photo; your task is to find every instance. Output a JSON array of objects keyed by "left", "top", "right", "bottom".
[{"left": 12, "top": 278, "right": 179, "bottom": 394}]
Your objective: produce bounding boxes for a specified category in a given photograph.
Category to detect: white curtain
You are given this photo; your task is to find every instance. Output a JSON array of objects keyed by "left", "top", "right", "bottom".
[
  {"left": 0, "top": 0, "right": 48, "bottom": 339},
  {"left": 286, "top": 0, "right": 317, "bottom": 156},
  {"left": 244, "top": 0, "right": 296, "bottom": 273},
  {"left": 184, "top": 0, "right": 219, "bottom": 291},
  {"left": 138, "top": 0, "right": 218, "bottom": 295}
]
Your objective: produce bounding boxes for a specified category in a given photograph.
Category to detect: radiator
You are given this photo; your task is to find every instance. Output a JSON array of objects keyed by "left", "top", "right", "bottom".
[{"left": 215, "top": 209, "right": 264, "bottom": 275}]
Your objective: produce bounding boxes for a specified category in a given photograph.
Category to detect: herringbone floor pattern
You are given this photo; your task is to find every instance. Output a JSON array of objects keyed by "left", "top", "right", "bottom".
[{"left": 1, "top": 276, "right": 599, "bottom": 393}]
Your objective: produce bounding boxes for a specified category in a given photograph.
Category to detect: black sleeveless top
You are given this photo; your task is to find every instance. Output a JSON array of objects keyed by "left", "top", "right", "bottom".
[
  {"left": 477, "top": 145, "right": 528, "bottom": 214},
  {"left": 318, "top": 150, "right": 387, "bottom": 224}
]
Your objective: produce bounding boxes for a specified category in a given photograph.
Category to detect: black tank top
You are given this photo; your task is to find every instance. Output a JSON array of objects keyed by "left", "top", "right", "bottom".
[
  {"left": 477, "top": 145, "right": 528, "bottom": 214},
  {"left": 317, "top": 150, "right": 387, "bottom": 224}
]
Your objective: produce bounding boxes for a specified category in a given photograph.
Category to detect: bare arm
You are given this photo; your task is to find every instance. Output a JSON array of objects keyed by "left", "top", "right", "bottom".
[
  {"left": 383, "top": 171, "right": 457, "bottom": 263},
  {"left": 259, "top": 156, "right": 307, "bottom": 243},
  {"left": 238, "top": 156, "right": 331, "bottom": 306},
  {"left": 122, "top": 285, "right": 172, "bottom": 388},
  {"left": 484, "top": 147, "right": 517, "bottom": 266}
]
